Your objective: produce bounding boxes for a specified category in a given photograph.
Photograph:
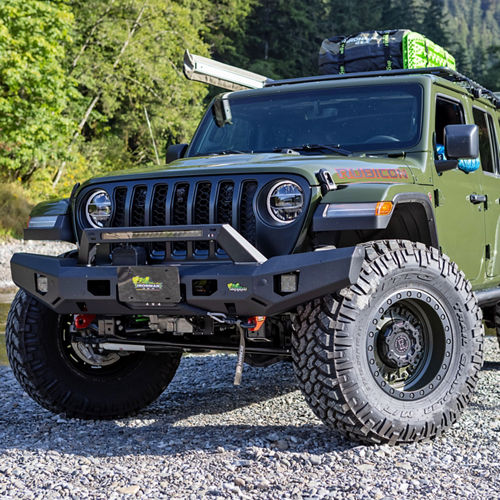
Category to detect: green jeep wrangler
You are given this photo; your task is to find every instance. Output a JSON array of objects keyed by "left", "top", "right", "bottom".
[{"left": 6, "top": 66, "right": 500, "bottom": 445}]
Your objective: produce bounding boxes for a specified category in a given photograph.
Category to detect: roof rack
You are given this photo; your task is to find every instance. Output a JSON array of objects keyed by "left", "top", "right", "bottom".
[{"left": 265, "top": 67, "right": 500, "bottom": 109}]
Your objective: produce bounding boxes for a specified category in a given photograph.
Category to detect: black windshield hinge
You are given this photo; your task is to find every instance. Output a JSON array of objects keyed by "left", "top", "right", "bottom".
[{"left": 316, "top": 169, "right": 337, "bottom": 195}]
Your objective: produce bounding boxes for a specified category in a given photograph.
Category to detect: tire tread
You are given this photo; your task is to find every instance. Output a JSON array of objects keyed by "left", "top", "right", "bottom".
[
  {"left": 5, "top": 290, "right": 181, "bottom": 419},
  {"left": 292, "top": 240, "right": 484, "bottom": 444}
]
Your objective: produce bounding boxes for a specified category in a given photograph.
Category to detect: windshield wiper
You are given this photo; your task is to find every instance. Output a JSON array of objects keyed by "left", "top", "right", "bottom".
[
  {"left": 273, "top": 144, "right": 351, "bottom": 156},
  {"left": 210, "top": 150, "right": 248, "bottom": 155}
]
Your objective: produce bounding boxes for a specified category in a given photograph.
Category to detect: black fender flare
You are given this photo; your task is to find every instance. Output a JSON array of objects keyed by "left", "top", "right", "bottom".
[{"left": 312, "top": 191, "right": 438, "bottom": 248}]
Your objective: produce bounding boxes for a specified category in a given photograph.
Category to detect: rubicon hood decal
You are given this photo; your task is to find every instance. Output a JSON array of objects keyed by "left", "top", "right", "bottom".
[{"left": 334, "top": 167, "right": 409, "bottom": 181}]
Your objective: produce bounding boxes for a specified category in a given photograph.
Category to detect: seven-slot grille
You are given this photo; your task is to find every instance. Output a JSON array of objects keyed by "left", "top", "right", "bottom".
[{"left": 109, "top": 178, "right": 259, "bottom": 260}]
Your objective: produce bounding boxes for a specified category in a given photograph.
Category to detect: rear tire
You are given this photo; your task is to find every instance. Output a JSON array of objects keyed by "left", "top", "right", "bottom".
[
  {"left": 292, "top": 240, "right": 484, "bottom": 444},
  {"left": 6, "top": 290, "right": 181, "bottom": 419}
]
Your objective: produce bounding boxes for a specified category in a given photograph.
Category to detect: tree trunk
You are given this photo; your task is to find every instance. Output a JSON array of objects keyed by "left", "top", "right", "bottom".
[{"left": 52, "top": 4, "right": 147, "bottom": 188}]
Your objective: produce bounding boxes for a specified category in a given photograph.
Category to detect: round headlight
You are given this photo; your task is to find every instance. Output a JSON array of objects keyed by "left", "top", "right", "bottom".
[
  {"left": 267, "top": 181, "right": 304, "bottom": 223},
  {"left": 86, "top": 190, "right": 112, "bottom": 228}
]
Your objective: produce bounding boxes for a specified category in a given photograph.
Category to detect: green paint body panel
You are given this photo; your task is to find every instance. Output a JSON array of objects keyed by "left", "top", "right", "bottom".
[{"left": 35, "top": 72, "right": 500, "bottom": 293}]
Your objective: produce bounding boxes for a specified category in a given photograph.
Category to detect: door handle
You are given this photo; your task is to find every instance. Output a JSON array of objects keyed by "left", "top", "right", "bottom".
[{"left": 469, "top": 194, "right": 487, "bottom": 204}]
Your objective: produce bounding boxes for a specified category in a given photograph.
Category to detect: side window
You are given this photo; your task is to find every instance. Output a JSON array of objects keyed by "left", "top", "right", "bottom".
[
  {"left": 435, "top": 98, "right": 464, "bottom": 145},
  {"left": 472, "top": 108, "right": 495, "bottom": 173},
  {"left": 487, "top": 114, "right": 499, "bottom": 174}
]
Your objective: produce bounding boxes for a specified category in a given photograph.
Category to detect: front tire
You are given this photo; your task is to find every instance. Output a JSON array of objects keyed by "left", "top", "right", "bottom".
[
  {"left": 6, "top": 290, "right": 181, "bottom": 419},
  {"left": 292, "top": 240, "right": 484, "bottom": 444}
]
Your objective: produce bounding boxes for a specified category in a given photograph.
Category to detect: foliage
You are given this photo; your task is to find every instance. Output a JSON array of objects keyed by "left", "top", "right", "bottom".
[
  {"left": 0, "top": 0, "right": 499, "bottom": 214},
  {"left": 234, "top": 0, "right": 459, "bottom": 80},
  {"left": 482, "top": 46, "right": 500, "bottom": 90},
  {"left": 443, "top": 0, "right": 500, "bottom": 76},
  {"left": 0, "top": 183, "right": 32, "bottom": 238},
  {"left": 67, "top": 0, "right": 212, "bottom": 166},
  {"left": 201, "top": 0, "right": 256, "bottom": 61},
  {"left": 0, "top": 0, "right": 78, "bottom": 180}
]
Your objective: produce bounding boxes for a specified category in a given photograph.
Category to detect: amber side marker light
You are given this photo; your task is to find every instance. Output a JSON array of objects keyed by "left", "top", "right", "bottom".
[{"left": 375, "top": 201, "right": 393, "bottom": 216}]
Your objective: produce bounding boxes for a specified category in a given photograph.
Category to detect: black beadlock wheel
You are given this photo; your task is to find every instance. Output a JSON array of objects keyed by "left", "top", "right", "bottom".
[
  {"left": 292, "top": 240, "right": 484, "bottom": 445},
  {"left": 5, "top": 290, "right": 181, "bottom": 419}
]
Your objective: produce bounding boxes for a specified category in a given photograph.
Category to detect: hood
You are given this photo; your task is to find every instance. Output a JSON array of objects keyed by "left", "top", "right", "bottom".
[{"left": 80, "top": 153, "right": 417, "bottom": 189}]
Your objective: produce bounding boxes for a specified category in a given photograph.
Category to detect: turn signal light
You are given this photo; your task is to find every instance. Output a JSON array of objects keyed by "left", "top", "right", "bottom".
[{"left": 375, "top": 201, "right": 393, "bottom": 216}]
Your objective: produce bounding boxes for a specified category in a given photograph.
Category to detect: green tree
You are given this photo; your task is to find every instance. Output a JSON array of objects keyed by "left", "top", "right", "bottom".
[
  {"left": 202, "top": 0, "right": 255, "bottom": 62},
  {"left": 50, "top": 0, "right": 254, "bottom": 186},
  {"left": 0, "top": 0, "right": 77, "bottom": 181},
  {"left": 482, "top": 46, "right": 500, "bottom": 90},
  {"left": 416, "top": 0, "right": 451, "bottom": 48},
  {"left": 237, "top": 0, "right": 331, "bottom": 79},
  {"left": 64, "top": 1, "right": 210, "bottom": 170}
]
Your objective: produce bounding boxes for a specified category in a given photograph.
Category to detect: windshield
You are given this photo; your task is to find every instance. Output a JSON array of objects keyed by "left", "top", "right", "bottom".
[{"left": 189, "top": 83, "right": 423, "bottom": 156}]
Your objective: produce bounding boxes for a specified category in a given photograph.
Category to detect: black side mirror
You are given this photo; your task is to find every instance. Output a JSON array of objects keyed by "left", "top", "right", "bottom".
[
  {"left": 166, "top": 144, "right": 188, "bottom": 164},
  {"left": 444, "top": 124, "right": 479, "bottom": 160}
]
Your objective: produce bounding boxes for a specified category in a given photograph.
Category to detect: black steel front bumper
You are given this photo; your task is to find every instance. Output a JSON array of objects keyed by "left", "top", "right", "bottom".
[{"left": 11, "top": 224, "right": 364, "bottom": 317}]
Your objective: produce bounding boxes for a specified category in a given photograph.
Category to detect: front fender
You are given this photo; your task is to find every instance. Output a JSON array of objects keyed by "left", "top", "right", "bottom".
[
  {"left": 313, "top": 184, "right": 437, "bottom": 246},
  {"left": 25, "top": 199, "right": 75, "bottom": 243}
]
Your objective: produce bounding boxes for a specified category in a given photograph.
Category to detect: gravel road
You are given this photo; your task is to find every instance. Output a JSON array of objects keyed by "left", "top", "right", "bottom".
[
  {"left": 0, "top": 240, "right": 75, "bottom": 291},
  {"left": 0, "top": 339, "right": 498, "bottom": 499}
]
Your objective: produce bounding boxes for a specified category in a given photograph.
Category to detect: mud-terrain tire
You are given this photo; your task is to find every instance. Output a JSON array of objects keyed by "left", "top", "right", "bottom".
[
  {"left": 292, "top": 240, "right": 484, "bottom": 444},
  {"left": 5, "top": 290, "right": 181, "bottom": 419}
]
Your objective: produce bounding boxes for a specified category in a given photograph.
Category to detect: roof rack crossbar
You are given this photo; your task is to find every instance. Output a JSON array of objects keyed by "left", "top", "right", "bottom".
[{"left": 265, "top": 67, "right": 500, "bottom": 108}]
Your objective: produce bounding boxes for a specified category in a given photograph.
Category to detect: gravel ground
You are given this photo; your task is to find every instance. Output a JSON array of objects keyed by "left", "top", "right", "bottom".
[
  {"left": 0, "top": 339, "right": 498, "bottom": 499},
  {"left": 0, "top": 240, "right": 75, "bottom": 291},
  {"left": 0, "top": 240, "right": 499, "bottom": 498}
]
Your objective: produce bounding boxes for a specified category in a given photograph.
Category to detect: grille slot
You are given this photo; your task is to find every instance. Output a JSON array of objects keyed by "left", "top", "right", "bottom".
[
  {"left": 194, "top": 182, "right": 212, "bottom": 254},
  {"left": 131, "top": 186, "right": 147, "bottom": 227},
  {"left": 151, "top": 184, "right": 168, "bottom": 225},
  {"left": 172, "top": 183, "right": 189, "bottom": 255},
  {"left": 239, "top": 181, "right": 258, "bottom": 245},
  {"left": 216, "top": 181, "right": 234, "bottom": 224},
  {"left": 151, "top": 184, "right": 168, "bottom": 254},
  {"left": 112, "top": 187, "right": 128, "bottom": 227}
]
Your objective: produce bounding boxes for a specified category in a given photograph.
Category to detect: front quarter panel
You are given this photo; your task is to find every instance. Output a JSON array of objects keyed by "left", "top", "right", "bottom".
[
  {"left": 25, "top": 199, "right": 75, "bottom": 243},
  {"left": 314, "top": 183, "right": 437, "bottom": 246}
]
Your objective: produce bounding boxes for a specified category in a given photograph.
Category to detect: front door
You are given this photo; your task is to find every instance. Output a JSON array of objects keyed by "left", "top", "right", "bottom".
[{"left": 432, "top": 95, "right": 485, "bottom": 283}]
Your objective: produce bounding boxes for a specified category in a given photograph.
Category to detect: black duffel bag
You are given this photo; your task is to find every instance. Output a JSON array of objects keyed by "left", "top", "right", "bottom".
[{"left": 318, "top": 30, "right": 409, "bottom": 75}]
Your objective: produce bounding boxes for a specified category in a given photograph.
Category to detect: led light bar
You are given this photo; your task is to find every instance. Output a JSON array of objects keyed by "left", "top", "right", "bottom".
[
  {"left": 101, "top": 229, "right": 204, "bottom": 241},
  {"left": 183, "top": 50, "right": 270, "bottom": 91}
]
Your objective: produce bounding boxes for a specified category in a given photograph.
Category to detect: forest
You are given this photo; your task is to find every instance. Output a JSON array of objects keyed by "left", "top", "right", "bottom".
[{"left": 0, "top": 0, "right": 499, "bottom": 235}]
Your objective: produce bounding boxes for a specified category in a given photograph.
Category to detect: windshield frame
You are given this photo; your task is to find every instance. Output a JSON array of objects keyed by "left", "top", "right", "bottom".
[{"left": 187, "top": 81, "right": 424, "bottom": 158}]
